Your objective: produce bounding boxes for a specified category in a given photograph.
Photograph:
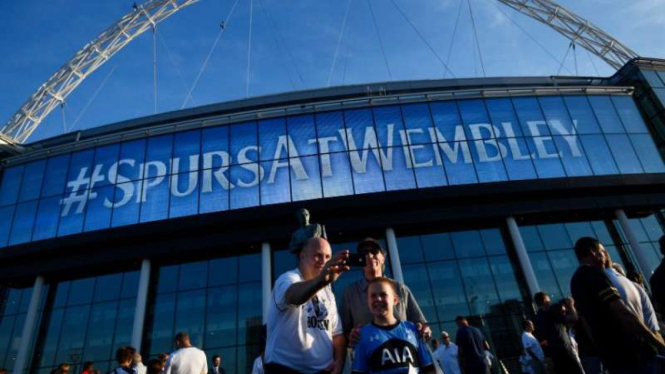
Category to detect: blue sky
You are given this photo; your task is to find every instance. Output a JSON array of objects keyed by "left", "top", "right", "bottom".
[{"left": 0, "top": 0, "right": 663, "bottom": 143}]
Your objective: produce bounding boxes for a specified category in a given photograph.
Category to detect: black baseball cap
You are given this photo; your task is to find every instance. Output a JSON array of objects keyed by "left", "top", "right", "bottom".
[{"left": 356, "top": 238, "right": 386, "bottom": 255}]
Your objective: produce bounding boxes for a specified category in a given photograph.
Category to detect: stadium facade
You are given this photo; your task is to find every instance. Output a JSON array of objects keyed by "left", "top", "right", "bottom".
[{"left": 1, "top": 58, "right": 665, "bottom": 374}]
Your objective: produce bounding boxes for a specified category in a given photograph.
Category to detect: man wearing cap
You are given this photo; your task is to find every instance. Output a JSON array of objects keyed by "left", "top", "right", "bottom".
[
  {"left": 265, "top": 236, "right": 349, "bottom": 374},
  {"left": 340, "top": 237, "right": 430, "bottom": 346}
]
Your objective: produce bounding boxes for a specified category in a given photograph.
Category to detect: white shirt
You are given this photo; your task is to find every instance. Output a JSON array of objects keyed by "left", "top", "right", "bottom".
[
  {"left": 635, "top": 281, "right": 660, "bottom": 332},
  {"left": 134, "top": 363, "right": 146, "bottom": 374},
  {"left": 605, "top": 268, "right": 645, "bottom": 323},
  {"left": 433, "top": 343, "right": 461, "bottom": 374},
  {"left": 164, "top": 347, "right": 208, "bottom": 374},
  {"left": 251, "top": 356, "right": 264, "bottom": 374},
  {"left": 266, "top": 268, "right": 342, "bottom": 373},
  {"left": 521, "top": 331, "right": 544, "bottom": 362}
]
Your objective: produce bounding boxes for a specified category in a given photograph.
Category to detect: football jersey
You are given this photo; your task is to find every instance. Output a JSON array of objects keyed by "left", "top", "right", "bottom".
[{"left": 352, "top": 320, "right": 433, "bottom": 374}]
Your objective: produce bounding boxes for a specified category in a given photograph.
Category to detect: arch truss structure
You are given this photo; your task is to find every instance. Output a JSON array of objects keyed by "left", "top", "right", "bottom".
[
  {"left": 497, "top": 0, "right": 638, "bottom": 70},
  {"left": 0, "top": 0, "right": 641, "bottom": 145},
  {"left": 0, "top": 0, "right": 199, "bottom": 145}
]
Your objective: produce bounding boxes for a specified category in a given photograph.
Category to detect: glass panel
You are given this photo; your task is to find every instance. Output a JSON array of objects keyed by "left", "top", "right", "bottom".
[
  {"left": 287, "top": 115, "right": 317, "bottom": 157},
  {"left": 421, "top": 233, "right": 455, "bottom": 262},
  {"left": 563, "top": 96, "right": 601, "bottom": 134},
  {"left": 202, "top": 126, "right": 230, "bottom": 170},
  {"left": 259, "top": 118, "right": 287, "bottom": 161},
  {"left": 144, "top": 135, "right": 174, "bottom": 178},
  {"left": 606, "top": 134, "right": 644, "bottom": 174},
  {"left": 402, "top": 264, "right": 437, "bottom": 323},
  {"left": 498, "top": 137, "right": 538, "bottom": 179},
  {"left": 630, "top": 134, "right": 665, "bottom": 173},
  {"left": 538, "top": 224, "right": 572, "bottom": 250},
  {"left": 237, "top": 282, "right": 262, "bottom": 346},
  {"left": 427, "top": 261, "right": 469, "bottom": 323},
  {"left": 238, "top": 254, "right": 262, "bottom": 283},
  {"left": 580, "top": 135, "right": 619, "bottom": 175},
  {"left": 321, "top": 152, "right": 354, "bottom": 198},
  {"left": 111, "top": 181, "right": 142, "bottom": 227},
  {"left": 451, "top": 230, "right": 485, "bottom": 258},
  {"left": 349, "top": 147, "right": 385, "bottom": 194},
  {"left": 230, "top": 122, "right": 258, "bottom": 165},
  {"left": 230, "top": 164, "right": 260, "bottom": 209},
  {"left": 93, "top": 274, "right": 122, "bottom": 303},
  {"left": 173, "top": 130, "right": 201, "bottom": 173},
  {"left": 458, "top": 258, "right": 500, "bottom": 315},
  {"left": 140, "top": 174, "right": 170, "bottom": 222},
  {"left": 512, "top": 97, "right": 550, "bottom": 136},
  {"left": 92, "top": 144, "right": 120, "bottom": 187},
  {"left": 469, "top": 139, "right": 508, "bottom": 182},
  {"left": 199, "top": 167, "right": 229, "bottom": 214},
  {"left": 553, "top": 135, "right": 592, "bottom": 176},
  {"left": 83, "top": 185, "right": 114, "bottom": 232},
  {"left": 83, "top": 301, "right": 117, "bottom": 361},
  {"left": 174, "top": 290, "right": 206, "bottom": 346},
  {"left": 520, "top": 226, "right": 544, "bottom": 252},
  {"left": 121, "top": 271, "right": 140, "bottom": 299},
  {"left": 548, "top": 250, "right": 578, "bottom": 297},
  {"left": 525, "top": 136, "right": 565, "bottom": 178},
  {"left": 396, "top": 236, "right": 424, "bottom": 264},
  {"left": 528, "top": 252, "right": 563, "bottom": 300},
  {"left": 481, "top": 229, "right": 507, "bottom": 256},
  {"left": 117, "top": 139, "right": 146, "bottom": 182},
  {"left": 0, "top": 205, "right": 13, "bottom": 246},
  {"left": 612, "top": 96, "right": 649, "bottom": 133},
  {"left": 169, "top": 171, "right": 199, "bottom": 218},
  {"left": 38, "top": 308, "right": 63, "bottom": 367},
  {"left": 437, "top": 141, "right": 477, "bottom": 185},
  {"left": 0, "top": 166, "right": 24, "bottom": 207},
  {"left": 401, "top": 103, "right": 435, "bottom": 145},
  {"left": 382, "top": 146, "right": 417, "bottom": 191},
  {"left": 373, "top": 106, "right": 406, "bottom": 147},
  {"left": 179, "top": 261, "right": 208, "bottom": 291},
  {"left": 315, "top": 111, "right": 347, "bottom": 153},
  {"left": 112, "top": 299, "right": 136, "bottom": 349},
  {"left": 9, "top": 201, "right": 38, "bottom": 245},
  {"left": 41, "top": 155, "right": 71, "bottom": 198},
  {"left": 147, "top": 293, "right": 176, "bottom": 355},
  {"left": 290, "top": 155, "right": 322, "bottom": 201},
  {"left": 488, "top": 255, "right": 523, "bottom": 304},
  {"left": 657, "top": 71, "right": 665, "bottom": 87},
  {"left": 410, "top": 144, "right": 447, "bottom": 188},
  {"left": 67, "top": 278, "right": 95, "bottom": 305},
  {"left": 18, "top": 160, "right": 46, "bottom": 203},
  {"left": 206, "top": 285, "right": 237, "bottom": 348},
  {"left": 430, "top": 101, "right": 464, "bottom": 141},
  {"left": 641, "top": 70, "right": 665, "bottom": 88},
  {"left": 208, "top": 257, "right": 238, "bottom": 287},
  {"left": 344, "top": 109, "right": 376, "bottom": 151},
  {"left": 485, "top": 98, "right": 524, "bottom": 138},
  {"left": 157, "top": 266, "right": 179, "bottom": 294},
  {"left": 588, "top": 96, "right": 625, "bottom": 133},
  {"left": 55, "top": 305, "right": 90, "bottom": 364}
]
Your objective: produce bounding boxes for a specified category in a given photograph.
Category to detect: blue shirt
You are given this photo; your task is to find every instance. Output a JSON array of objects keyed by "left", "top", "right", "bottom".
[{"left": 352, "top": 320, "right": 433, "bottom": 374}]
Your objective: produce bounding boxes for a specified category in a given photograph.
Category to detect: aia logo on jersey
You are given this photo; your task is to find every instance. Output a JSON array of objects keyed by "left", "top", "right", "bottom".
[{"left": 369, "top": 339, "right": 420, "bottom": 371}]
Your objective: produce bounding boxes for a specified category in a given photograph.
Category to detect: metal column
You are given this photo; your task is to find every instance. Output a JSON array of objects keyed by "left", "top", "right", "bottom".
[
  {"left": 131, "top": 259, "right": 151, "bottom": 350},
  {"left": 506, "top": 217, "right": 541, "bottom": 297},
  {"left": 262, "top": 242, "right": 272, "bottom": 323},
  {"left": 616, "top": 209, "right": 654, "bottom": 276},
  {"left": 13, "top": 275, "right": 45, "bottom": 374},
  {"left": 385, "top": 228, "right": 404, "bottom": 283}
]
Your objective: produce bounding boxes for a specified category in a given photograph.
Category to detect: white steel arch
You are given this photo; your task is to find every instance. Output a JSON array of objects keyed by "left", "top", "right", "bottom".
[
  {"left": 0, "top": 0, "right": 640, "bottom": 145},
  {"left": 0, "top": 0, "right": 199, "bottom": 145},
  {"left": 497, "top": 0, "right": 638, "bottom": 70}
]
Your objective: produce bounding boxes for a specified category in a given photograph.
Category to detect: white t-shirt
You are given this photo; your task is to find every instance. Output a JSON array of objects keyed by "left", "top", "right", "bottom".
[
  {"left": 164, "top": 347, "right": 208, "bottom": 374},
  {"left": 635, "top": 280, "right": 660, "bottom": 332},
  {"left": 521, "top": 331, "right": 544, "bottom": 362},
  {"left": 266, "top": 268, "right": 342, "bottom": 373},
  {"left": 433, "top": 343, "right": 461, "bottom": 374},
  {"left": 605, "top": 268, "right": 644, "bottom": 323},
  {"left": 251, "top": 356, "right": 264, "bottom": 374}
]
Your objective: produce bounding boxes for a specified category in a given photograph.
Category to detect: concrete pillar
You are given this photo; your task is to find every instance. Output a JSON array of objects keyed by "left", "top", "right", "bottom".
[
  {"left": 131, "top": 259, "right": 151, "bottom": 350},
  {"left": 13, "top": 275, "right": 45, "bottom": 374},
  {"left": 262, "top": 242, "right": 272, "bottom": 323},
  {"left": 506, "top": 217, "right": 541, "bottom": 297},
  {"left": 385, "top": 228, "right": 404, "bottom": 283},
  {"left": 616, "top": 209, "right": 654, "bottom": 276}
]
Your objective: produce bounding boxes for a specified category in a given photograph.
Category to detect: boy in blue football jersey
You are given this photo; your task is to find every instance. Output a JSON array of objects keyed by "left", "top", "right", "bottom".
[{"left": 352, "top": 277, "right": 435, "bottom": 374}]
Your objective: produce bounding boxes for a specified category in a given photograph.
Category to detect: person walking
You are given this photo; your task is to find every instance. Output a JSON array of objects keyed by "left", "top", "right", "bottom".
[
  {"left": 455, "top": 316, "right": 491, "bottom": 374},
  {"left": 163, "top": 333, "right": 208, "bottom": 374},
  {"left": 572, "top": 237, "right": 665, "bottom": 374},
  {"left": 110, "top": 347, "right": 138, "bottom": 374},
  {"left": 521, "top": 320, "right": 545, "bottom": 374},
  {"left": 433, "top": 331, "right": 461, "bottom": 374},
  {"left": 208, "top": 355, "right": 225, "bottom": 374},
  {"left": 265, "top": 237, "right": 348, "bottom": 374}
]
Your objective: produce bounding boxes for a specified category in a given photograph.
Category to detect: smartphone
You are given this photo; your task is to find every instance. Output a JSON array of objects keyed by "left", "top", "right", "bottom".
[{"left": 347, "top": 253, "right": 366, "bottom": 267}]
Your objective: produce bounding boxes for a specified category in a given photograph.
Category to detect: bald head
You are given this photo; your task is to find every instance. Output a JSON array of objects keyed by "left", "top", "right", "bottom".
[
  {"left": 174, "top": 332, "right": 191, "bottom": 348},
  {"left": 299, "top": 237, "right": 332, "bottom": 280}
]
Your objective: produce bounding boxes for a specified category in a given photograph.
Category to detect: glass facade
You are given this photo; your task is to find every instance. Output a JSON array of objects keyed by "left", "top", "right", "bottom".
[
  {"left": 143, "top": 254, "right": 263, "bottom": 374},
  {"left": 30, "top": 272, "right": 139, "bottom": 374},
  {"left": 1, "top": 94, "right": 663, "bottom": 249},
  {"left": 0, "top": 286, "right": 44, "bottom": 373},
  {"left": 396, "top": 228, "right": 527, "bottom": 363}
]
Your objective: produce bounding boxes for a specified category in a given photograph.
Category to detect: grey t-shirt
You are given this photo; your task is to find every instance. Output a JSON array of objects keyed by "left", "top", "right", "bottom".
[{"left": 340, "top": 276, "right": 427, "bottom": 337}]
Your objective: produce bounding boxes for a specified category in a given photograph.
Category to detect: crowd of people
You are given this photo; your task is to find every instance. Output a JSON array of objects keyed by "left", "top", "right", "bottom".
[{"left": 4, "top": 226, "right": 665, "bottom": 374}]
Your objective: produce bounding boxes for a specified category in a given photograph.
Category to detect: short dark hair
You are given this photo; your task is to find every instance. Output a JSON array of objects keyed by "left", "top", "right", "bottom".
[
  {"left": 574, "top": 237, "right": 601, "bottom": 260},
  {"left": 83, "top": 362, "right": 94, "bottom": 371},
  {"left": 147, "top": 359, "right": 163, "bottom": 374},
  {"left": 455, "top": 316, "right": 467, "bottom": 323},
  {"left": 58, "top": 363, "right": 70, "bottom": 370},
  {"left": 522, "top": 319, "right": 533, "bottom": 330},
  {"left": 115, "top": 346, "right": 136, "bottom": 365},
  {"left": 534, "top": 292, "right": 549, "bottom": 307},
  {"left": 212, "top": 355, "right": 221, "bottom": 361},
  {"left": 368, "top": 277, "right": 399, "bottom": 295}
]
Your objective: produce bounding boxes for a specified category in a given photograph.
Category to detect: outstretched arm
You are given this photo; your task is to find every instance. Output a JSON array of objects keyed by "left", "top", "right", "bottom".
[{"left": 284, "top": 251, "right": 349, "bottom": 306}]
